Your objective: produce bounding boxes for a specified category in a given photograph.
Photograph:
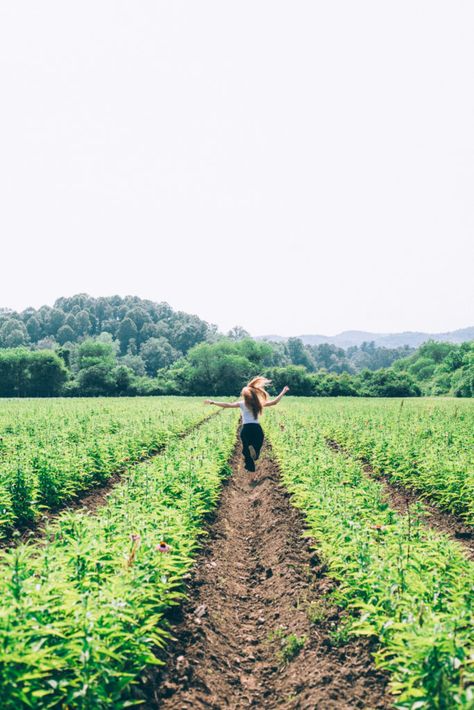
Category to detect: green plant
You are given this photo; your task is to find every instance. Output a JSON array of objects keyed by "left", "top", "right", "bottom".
[
  {"left": 0, "top": 397, "right": 214, "bottom": 536},
  {"left": 306, "top": 599, "right": 326, "bottom": 624},
  {"left": 265, "top": 399, "right": 474, "bottom": 707},
  {"left": 0, "top": 408, "right": 238, "bottom": 706},
  {"left": 278, "top": 633, "right": 307, "bottom": 663},
  {"left": 268, "top": 627, "right": 307, "bottom": 664},
  {"left": 328, "top": 620, "right": 352, "bottom": 647}
]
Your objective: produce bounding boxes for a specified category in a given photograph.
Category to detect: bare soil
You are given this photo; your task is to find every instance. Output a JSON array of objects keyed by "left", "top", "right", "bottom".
[
  {"left": 147, "top": 443, "right": 392, "bottom": 709},
  {"left": 327, "top": 439, "right": 474, "bottom": 560}
]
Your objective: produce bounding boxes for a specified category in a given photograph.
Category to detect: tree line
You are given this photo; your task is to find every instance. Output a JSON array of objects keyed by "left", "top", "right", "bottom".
[
  {"left": 0, "top": 336, "right": 472, "bottom": 399},
  {"left": 0, "top": 295, "right": 472, "bottom": 397}
]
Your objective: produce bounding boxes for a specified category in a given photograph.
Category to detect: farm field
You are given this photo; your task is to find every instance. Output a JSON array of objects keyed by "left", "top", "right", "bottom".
[
  {"left": 0, "top": 397, "right": 212, "bottom": 537},
  {"left": 265, "top": 400, "right": 474, "bottom": 709},
  {"left": 0, "top": 403, "right": 237, "bottom": 708},
  {"left": 316, "top": 398, "right": 474, "bottom": 526},
  {"left": 0, "top": 396, "right": 472, "bottom": 708}
]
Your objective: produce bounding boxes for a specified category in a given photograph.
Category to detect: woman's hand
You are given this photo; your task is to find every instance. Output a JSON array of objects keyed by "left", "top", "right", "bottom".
[
  {"left": 282, "top": 386, "right": 290, "bottom": 394},
  {"left": 204, "top": 399, "right": 214, "bottom": 405}
]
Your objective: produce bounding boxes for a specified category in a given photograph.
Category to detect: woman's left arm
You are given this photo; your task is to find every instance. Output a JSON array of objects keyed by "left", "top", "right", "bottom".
[{"left": 264, "top": 386, "right": 290, "bottom": 407}]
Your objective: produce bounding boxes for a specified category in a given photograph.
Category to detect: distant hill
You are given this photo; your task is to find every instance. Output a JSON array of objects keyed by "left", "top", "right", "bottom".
[{"left": 257, "top": 327, "right": 474, "bottom": 349}]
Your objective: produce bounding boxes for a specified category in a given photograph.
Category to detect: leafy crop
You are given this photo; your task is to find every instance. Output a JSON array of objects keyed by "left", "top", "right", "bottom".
[
  {"left": 0, "top": 397, "right": 212, "bottom": 536},
  {"left": 315, "top": 398, "right": 474, "bottom": 525},
  {"left": 266, "top": 399, "right": 474, "bottom": 709},
  {"left": 0, "top": 409, "right": 237, "bottom": 707}
]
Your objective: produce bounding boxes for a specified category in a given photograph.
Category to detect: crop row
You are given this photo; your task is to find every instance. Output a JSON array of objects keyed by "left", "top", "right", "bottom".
[
  {"left": 0, "top": 408, "right": 237, "bottom": 708},
  {"left": 265, "top": 401, "right": 474, "bottom": 709},
  {"left": 312, "top": 398, "right": 474, "bottom": 526},
  {"left": 0, "top": 397, "right": 211, "bottom": 536}
]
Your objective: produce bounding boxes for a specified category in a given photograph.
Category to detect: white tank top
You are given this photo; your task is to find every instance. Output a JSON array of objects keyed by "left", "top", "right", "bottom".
[{"left": 239, "top": 400, "right": 260, "bottom": 424}]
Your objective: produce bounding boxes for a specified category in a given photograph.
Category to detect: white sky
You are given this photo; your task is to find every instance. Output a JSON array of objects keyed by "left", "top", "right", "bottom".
[{"left": 0, "top": 1, "right": 473, "bottom": 336}]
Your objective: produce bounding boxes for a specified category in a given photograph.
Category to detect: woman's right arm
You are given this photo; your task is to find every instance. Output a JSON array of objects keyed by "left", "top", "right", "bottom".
[{"left": 204, "top": 400, "right": 241, "bottom": 408}]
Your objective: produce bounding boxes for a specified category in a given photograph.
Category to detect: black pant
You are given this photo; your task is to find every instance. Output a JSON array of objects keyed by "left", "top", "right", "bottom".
[{"left": 240, "top": 423, "right": 264, "bottom": 471}]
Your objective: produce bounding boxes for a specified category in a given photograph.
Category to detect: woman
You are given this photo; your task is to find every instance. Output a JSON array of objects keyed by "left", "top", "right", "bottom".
[{"left": 205, "top": 377, "right": 289, "bottom": 471}]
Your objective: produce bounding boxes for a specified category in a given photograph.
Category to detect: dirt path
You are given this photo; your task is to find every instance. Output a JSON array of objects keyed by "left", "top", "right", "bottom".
[
  {"left": 327, "top": 439, "right": 474, "bottom": 560},
  {"left": 148, "top": 443, "right": 391, "bottom": 709}
]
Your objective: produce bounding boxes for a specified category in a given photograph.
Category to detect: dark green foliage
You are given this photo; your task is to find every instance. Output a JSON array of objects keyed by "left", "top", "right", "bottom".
[
  {"left": 315, "top": 371, "right": 360, "bottom": 396},
  {"left": 141, "top": 337, "right": 179, "bottom": 375},
  {"left": 394, "top": 341, "right": 474, "bottom": 396},
  {"left": 158, "top": 338, "right": 275, "bottom": 395},
  {"left": 0, "top": 349, "right": 68, "bottom": 397},
  {"left": 287, "top": 337, "right": 316, "bottom": 370},
  {"left": 77, "top": 340, "right": 116, "bottom": 370},
  {"left": 0, "top": 295, "right": 472, "bottom": 397},
  {"left": 356, "top": 369, "right": 421, "bottom": 397},
  {"left": 269, "top": 365, "right": 315, "bottom": 395},
  {"left": 117, "top": 317, "right": 138, "bottom": 354},
  {"left": 77, "top": 363, "right": 118, "bottom": 396},
  {"left": 56, "top": 324, "right": 76, "bottom": 344},
  {"left": 0, "top": 294, "right": 213, "bottom": 359}
]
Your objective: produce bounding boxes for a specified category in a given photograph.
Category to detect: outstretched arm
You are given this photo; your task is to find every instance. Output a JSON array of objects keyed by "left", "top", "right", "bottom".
[
  {"left": 264, "top": 386, "right": 290, "bottom": 407},
  {"left": 204, "top": 399, "right": 241, "bottom": 408}
]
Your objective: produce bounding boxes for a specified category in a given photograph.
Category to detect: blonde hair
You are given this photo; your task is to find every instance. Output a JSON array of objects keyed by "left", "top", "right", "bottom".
[{"left": 241, "top": 376, "right": 271, "bottom": 419}]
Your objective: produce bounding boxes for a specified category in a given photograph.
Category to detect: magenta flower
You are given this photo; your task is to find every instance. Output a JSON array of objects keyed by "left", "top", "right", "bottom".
[{"left": 156, "top": 541, "right": 171, "bottom": 554}]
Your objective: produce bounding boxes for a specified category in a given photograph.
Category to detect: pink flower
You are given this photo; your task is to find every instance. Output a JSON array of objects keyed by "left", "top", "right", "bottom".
[{"left": 156, "top": 541, "right": 171, "bottom": 554}]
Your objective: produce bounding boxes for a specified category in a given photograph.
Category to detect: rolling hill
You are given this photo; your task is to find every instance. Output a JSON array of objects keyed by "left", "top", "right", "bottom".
[{"left": 257, "top": 327, "right": 474, "bottom": 349}]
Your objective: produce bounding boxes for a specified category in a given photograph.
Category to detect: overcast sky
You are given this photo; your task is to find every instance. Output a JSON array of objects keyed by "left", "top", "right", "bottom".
[{"left": 0, "top": 2, "right": 472, "bottom": 336}]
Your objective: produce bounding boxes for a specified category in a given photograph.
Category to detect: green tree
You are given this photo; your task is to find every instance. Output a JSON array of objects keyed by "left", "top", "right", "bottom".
[
  {"left": 0, "top": 320, "right": 29, "bottom": 348},
  {"left": 56, "top": 324, "right": 76, "bottom": 345},
  {"left": 227, "top": 325, "right": 250, "bottom": 341},
  {"left": 357, "top": 369, "right": 421, "bottom": 397},
  {"left": 117, "top": 318, "right": 138, "bottom": 355},
  {"left": 269, "top": 365, "right": 314, "bottom": 395},
  {"left": 48, "top": 308, "right": 66, "bottom": 334},
  {"left": 127, "top": 307, "right": 150, "bottom": 331},
  {"left": 172, "top": 316, "right": 209, "bottom": 353},
  {"left": 26, "top": 316, "right": 42, "bottom": 342},
  {"left": 0, "top": 349, "right": 68, "bottom": 396},
  {"left": 141, "top": 337, "right": 179, "bottom": 376},
  {"left": 115, "top": 366, "right": 135, "bottom": 395},
  {"left": 4, "top": 328, "right": 29, "bottom": 348},
  {"left": 77, "top": 340, "right": 116, "bottom": 371},
  {"left": 76, "top": 310, "right": 92, "bottom": 336},
  {"left": 286, "top": 338, "right": 315, "bottom": 371},
  {"left": 119, "top": 354, "right": 146, "bottom": 376},
  {"left": 77, "top": 364, "right": 117, "bottom": 396}
]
